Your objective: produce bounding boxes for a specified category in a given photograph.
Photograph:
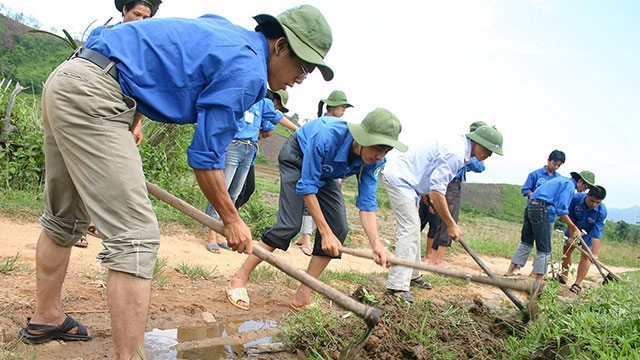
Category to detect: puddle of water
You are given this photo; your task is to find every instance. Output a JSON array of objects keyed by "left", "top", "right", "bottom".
[{"left": 145, "top": 318, "right": 278, "bottom": 359}]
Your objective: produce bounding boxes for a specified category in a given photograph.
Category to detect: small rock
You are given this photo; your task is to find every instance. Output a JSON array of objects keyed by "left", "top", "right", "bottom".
[{"left": 201, "top": 311, "right": 216, "bottom": 323}]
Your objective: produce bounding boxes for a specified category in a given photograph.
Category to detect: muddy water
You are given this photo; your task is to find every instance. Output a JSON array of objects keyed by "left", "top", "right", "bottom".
[{"left": 145, "top": 318, "right": 278, "bottom": 359}]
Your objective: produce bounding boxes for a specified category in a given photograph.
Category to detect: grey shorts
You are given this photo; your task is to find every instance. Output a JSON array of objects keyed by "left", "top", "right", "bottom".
[{"left": 39, "top": 57, "right": 160, "bottom": 279}]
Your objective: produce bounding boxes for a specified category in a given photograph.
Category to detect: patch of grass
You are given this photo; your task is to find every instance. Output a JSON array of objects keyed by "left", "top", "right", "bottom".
[
  {"left": 0, "top": 253, "right": 31, "bottom": 274},
  {"left": 319, "top": 269, "right": 381, "bottom": 286},
  {"left": 173, "top": 262, "right": 218, "bottom": 280},
  {"left": 80, "top": 266, "right": 107, "bottom": 282},
  {"left": 250, "top": 264, "right": 296, "bottom": 287},
  {"left": 0, "top": 339, "right": 38, "bottom": 359},
  {"left": 0, "top": 253, "right": 21, "bottom": 274},
  {"left": 237, "top": 189, "right": 278, "bottom": 239},
  {"left": 279, "top": 305, "right": 344, "bottom": 359},
  {"left": 0, "top": 190, "right": 43, "bottom": 219},
  {"left": 502, "top": 277, "right": 640, "bottom": 359},
  {"left": 152, "top": 257, "right": 168, "bottom": 288}
]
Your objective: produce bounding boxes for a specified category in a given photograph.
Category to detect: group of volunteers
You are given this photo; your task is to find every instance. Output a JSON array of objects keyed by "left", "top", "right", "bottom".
[
  {"left": 14, "top": 1, "right": 604, "bottom": 358},
  {"left": 505, "top": 150, "right": 607, "bottom": 295}
]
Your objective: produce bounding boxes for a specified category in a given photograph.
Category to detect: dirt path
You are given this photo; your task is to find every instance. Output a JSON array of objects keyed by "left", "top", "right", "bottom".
[{"left": 0, "top": 215, "right": 633, "bottom": 359}]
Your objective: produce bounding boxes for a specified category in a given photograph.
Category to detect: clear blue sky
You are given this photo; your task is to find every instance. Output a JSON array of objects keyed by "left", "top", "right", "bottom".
[{"left": 1, "top": 0, "right": 638, "bottom": 209}]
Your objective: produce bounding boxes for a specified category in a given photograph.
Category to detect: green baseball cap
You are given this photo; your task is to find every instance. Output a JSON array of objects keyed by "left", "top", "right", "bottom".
[
  {"left": 321, "top": 90, "right": 353, "bottom": 108},
  {"left": 274, "top": 90, "right": 289, "bottom": 113},
  {"left": 347, "top": 108, "right": 408, "bottom": 152},
  {"left": 115, "top": 0, "right": 162, "bottom": 17},
  {"left": 465, "top": 125, "right": 503, "bottom": 155},
  {"left": 570, "top": 171, "right": 596, "bottom": 187},
  {"left": 254, "top": 5, "right": 334, "bottom": 81},
  {"left": 469, "top": 121, "right": 486, "bottom": 132}
]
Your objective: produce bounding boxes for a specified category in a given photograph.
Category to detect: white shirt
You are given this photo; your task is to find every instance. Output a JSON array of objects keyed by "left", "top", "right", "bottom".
[{"left": 382, "top": 135, "right": 472, "bottom": 202}]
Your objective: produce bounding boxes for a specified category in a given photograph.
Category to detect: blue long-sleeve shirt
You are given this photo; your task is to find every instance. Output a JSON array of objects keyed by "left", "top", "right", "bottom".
[
  {"left": 521, "top": 166, "right": 562, "bottom": 196},
  {"left": 85, "top": 15, "right": 269, "bottom": 170},
  {"left": 454, "top": 157, "right": 485, "bottom": 182},
  {"left": 563, "top": 192, "right": 608, "bottom": 241},
  {"left": 295, "top": 117, "right": 385, "bottom": 212},
  {"left": 530, "top": 176, "right": 577, "bottom": 222},
  {"left": 235, "top": 99, "right": 283, "bottom": 142}
]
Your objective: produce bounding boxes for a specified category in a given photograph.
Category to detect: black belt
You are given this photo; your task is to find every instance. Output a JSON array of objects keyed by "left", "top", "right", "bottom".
[
  {"left": 232, "top": 139, "right": 257, "bottom": 147},
  {"left": 69, "top": 47, "right": 119, "bottom": 81},
  {"left": 530, "top": 199, "right": 550, "bottom": 206}
]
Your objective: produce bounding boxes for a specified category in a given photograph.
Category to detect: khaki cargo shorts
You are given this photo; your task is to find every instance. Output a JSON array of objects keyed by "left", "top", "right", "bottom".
[{"left": 39, "top": 57, "right": 160, "bottom": 279}]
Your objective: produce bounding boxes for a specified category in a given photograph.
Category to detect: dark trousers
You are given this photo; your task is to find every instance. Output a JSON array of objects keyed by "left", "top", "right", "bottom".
[{"left": 261, "top": 135, "right": 348, "bottom": 257}]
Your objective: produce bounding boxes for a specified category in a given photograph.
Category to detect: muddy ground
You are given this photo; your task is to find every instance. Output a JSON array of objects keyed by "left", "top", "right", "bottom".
[{"left": 0, "top": 214, "right": 630, "bottom": 360}]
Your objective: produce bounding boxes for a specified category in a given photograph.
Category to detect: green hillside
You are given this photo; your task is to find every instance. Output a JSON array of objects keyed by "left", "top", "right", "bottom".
[{"left": 0, "top": 14, "right": 72, "bottom": 94}]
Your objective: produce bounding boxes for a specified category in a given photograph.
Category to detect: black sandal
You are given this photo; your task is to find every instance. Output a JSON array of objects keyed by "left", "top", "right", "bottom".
[
  {"left": 386, "top": 289, "right": 415, "bottom": 304},
  {"left": 410, "top": 276, "right": 433, "bottom": 290},
  {"left": 569, "top": 283, "right": 582, "bottom": 294},
  {"left": 18, "top": 314, "right": 92, "bottom": 344}
]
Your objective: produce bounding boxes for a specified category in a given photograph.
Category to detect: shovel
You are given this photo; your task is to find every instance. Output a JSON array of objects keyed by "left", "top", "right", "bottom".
[
  {"left": 572, "top": 232, "right": 621, "bottom": 283},
  {"left": 145, "top": 181, "right": 381, "bottom": 353}
]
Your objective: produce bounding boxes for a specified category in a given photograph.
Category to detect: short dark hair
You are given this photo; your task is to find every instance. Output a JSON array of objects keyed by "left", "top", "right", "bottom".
[
  {"left": 255, "top": 22, "right": 286, "bottom": 40},
  {"left": 588, "top": 185, "right": 607, "bottom": 200},
  {"left": 548, "top": 149, "right": 566, "bottom": 163}
]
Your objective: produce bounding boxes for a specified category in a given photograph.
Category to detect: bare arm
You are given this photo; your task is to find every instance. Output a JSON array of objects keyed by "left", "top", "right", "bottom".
[
  {"left": 429, "top": 190, "right": 461, "bottom": 241},
  {"left": 359, "top": 211, "right": 391, "bottom": 268},
  {"left": 303, "top": 193, "right": 341, "bottom": 257},
  {"left": 278, "top": 116, "right": 299, "bottom": 132},
  {"left": 559, "top": 214, "right": 580, "bottom": 244},
  {"left": 194, "top": 169, "right": 253, "bottom": 254}
]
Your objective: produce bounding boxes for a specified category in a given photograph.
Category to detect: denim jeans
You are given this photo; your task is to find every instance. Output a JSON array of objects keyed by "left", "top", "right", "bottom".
[
  {"left": 205, "top": 140, "right": 256, "bottom": 220},
  {"left": 511, "top": 203, "right": 552, "bottom": 274}
]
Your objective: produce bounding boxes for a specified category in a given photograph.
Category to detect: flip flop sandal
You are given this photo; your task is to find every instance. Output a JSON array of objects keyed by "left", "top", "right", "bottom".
[
  {"left": 206, "top": 243, "right": 221, "bottom": 254},
  {"left": 299, "top": 244, "right": 313, "bottom": 257},
  {"left": 226, "top": 287, "right": 250, "bottom": 311},
  {"left": 556, "top": 273, "right": 567, "bottom": 284},
  {"left": 218, "top": 241, "right": 230, "bottom": 250},
  {"left": 410, "top": 277, "right": 433, "bottom": 290},
  {"left": 18, "top": 314, "right": 92, "bottom": 344},
  {"left": 74, "top": 237, "right": 89, "bottom": 248},
  {"left": 386, "top": 289, "right": 415, "bottom": 304}
]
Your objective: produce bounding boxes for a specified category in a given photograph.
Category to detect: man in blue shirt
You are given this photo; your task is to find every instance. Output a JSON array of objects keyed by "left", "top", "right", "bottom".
[
  {"left": 382, "top": 125, "right": 504, "bottom": 303},
  {"left": 521, "top": 149, "right": 566, "bottom": 198},
  {"left": 205, "top": 92, "right": 298, "bottom": 253},
  {"left": 558, "top": 185, "right": 608, "bottom": 294},
  {"left": 505, "top": 171, "right": 596, "bottom": 289},
  {"left": 21, "top": 5, "right": 334, "bottom": 358},
  {"left": 227, "top": 108, "right": 407, "bottom": 311}
]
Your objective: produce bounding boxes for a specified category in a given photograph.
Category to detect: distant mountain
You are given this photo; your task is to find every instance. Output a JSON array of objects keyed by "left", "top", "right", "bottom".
[{"left": 607, "top": 206, "right": 640, "bottom": 224}]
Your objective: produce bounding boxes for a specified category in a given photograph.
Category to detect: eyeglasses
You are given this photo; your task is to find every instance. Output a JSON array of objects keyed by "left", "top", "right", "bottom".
[{"left": 296, "top": 65, "right": 309, "bottom": 81}]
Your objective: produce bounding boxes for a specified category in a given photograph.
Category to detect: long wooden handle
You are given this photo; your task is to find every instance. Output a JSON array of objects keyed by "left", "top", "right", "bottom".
[
  {"left": 145, "top": 181, "right": 381, "bottom": 327},
  {"left": 573, "top": 235, "right": 622, "bottom": 281},
  {"left": 458, "top": 238, "right": 526, "bottom": 311},
  {"left": 339, "top": 247, "right": 532, "bottom": 293}
]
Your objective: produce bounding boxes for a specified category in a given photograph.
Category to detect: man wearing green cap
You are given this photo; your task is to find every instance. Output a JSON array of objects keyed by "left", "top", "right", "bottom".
[
  {"left": 22, "top": 5, "right": 334, "bottom": 358},
  {"left": 382, "top": 125, "right": 504, "bottom": 303},
  {"left": 228, "top": 108, "right": 406, "bottom": 310},
  {"left": 505, "top": 170, "right": 597, "bottom": 289},
  {"left": 295, "top": 89, "right": 355, "bottom": 256},
  {"left": 422, "top": 121, "right": 488, "bottom": 266}
]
